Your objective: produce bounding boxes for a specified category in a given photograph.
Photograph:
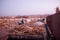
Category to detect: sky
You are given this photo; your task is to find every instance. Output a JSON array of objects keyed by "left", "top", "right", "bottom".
[{"left": 0, "top": 0, "right": 60, "bottom": 16}]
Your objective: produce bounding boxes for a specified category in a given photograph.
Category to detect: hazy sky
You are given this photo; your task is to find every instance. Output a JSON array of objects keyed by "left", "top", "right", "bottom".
[{"left": 0, "top": 0, "right": 60, "bottom": 16}]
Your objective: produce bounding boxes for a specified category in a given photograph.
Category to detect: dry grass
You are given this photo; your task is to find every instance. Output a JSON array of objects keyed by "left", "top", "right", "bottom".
[{"left": 0, "top": 18, "right": 46, "bottom": 36}]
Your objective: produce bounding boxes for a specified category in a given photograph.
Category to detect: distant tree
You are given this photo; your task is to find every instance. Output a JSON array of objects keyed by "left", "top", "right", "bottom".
[{"left": 56, "top": 6, "right": 60, "bottom": 13}]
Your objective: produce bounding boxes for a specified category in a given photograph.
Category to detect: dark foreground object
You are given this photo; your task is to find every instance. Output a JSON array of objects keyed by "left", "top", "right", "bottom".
[
  {"left": 46, "top": 11, "right": 60, "bottom": 40},
  {"left": 7, "top": 35, "right": 44, "bottom": 40}
]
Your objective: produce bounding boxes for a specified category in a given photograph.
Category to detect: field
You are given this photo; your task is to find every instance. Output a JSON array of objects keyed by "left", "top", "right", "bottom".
[{"left": 0, "top": 15, "right": 47, "bottom": 40}]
